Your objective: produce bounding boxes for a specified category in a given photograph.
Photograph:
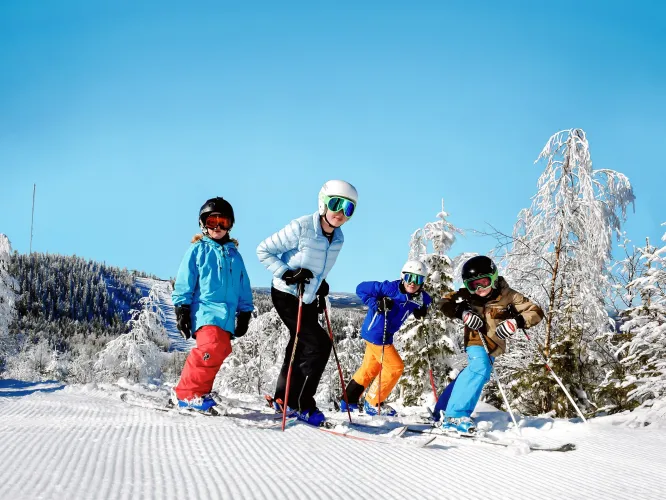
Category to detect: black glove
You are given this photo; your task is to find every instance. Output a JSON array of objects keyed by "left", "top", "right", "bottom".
[
  {"left": 413, "top": 304, "right": 428, "bottom": 320},
  {"left": 316, "top": 279, "right": 329, "bottom": 313},
  {"left": 462, "top": 310, "right": 483, "bottom": 330},
  {"left": 175, "top": 305, "right": 192, "bottom": 339},
  {"left": 282, "top": 268, "right": 314, "bottom": 285},
  {"left": 317, "top": 279, "right": 329, "bottom": 298},
  {"left": 376, "top": 296, "right": 394, "bottom": 313},
  {"left": 234, "top": 311, "right": 252, "bottom": 338}
]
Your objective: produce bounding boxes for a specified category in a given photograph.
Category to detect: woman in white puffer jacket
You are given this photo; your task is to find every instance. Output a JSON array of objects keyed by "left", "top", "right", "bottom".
[{"left": 256, "top": 180, "right": 358, "bottom": 426}]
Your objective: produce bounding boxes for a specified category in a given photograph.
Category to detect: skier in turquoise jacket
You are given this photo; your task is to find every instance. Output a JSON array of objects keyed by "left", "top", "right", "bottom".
[{"left": 172, "top": 197, "right": 254, "bottom": 412}]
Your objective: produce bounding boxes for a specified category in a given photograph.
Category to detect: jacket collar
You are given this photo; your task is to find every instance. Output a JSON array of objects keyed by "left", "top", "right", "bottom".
[
  {"left": 312, "top": 212, "right": 344, "bottom": 243},
  {"left": 202, "top": 235, "right": 236, "bottom": 253}
]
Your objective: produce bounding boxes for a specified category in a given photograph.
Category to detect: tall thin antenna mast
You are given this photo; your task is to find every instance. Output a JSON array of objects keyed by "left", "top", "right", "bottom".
[{"left": 30, "top": 184, "right": 36, "bottom": 254}]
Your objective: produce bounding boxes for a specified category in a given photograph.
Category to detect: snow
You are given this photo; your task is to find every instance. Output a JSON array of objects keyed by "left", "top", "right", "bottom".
[
  {"left": 134, "top": 277, "right": 193, "bottom": 352},
  {"left": 1, "top": 381, "right": 665, "bottom": 499}
]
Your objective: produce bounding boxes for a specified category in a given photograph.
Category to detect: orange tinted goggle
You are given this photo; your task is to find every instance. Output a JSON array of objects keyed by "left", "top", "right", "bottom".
[{"left": 204, "top": 215, "right": 232, "bottom": 230}]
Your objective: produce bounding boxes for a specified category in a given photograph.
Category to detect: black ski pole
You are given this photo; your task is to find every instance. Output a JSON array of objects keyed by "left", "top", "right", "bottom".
[{"left": 323, "top": 306, "right": 352, "bottom": 423}]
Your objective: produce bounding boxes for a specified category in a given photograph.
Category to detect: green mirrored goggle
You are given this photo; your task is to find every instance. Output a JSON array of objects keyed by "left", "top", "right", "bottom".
[
  {"left": 324, "top": 196, "right": 356, "bottom": 218},
  {"left": 403, "top": 272, "right": 425, "bottom": 285},
  {"left": 463, "top": 272, "right": 497, "bottom": 292}
]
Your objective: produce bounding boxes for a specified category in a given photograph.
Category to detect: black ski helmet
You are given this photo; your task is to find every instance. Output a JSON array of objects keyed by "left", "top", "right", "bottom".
[
  {"left": 199, "top": 197, "right": 235, "bottom": 228},
  {"left": 461, "top": 256, "right": 498, "bottom": 288}
]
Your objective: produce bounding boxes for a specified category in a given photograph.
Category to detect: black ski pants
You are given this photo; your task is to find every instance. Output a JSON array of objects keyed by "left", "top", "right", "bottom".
[{"left": 271, "top": 287, "right": 331, "bottom": 412}]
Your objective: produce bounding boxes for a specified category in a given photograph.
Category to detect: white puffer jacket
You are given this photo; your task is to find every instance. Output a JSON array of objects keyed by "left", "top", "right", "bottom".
[{"left": 256, "top": 212, "right": 344, "bottom": 304}]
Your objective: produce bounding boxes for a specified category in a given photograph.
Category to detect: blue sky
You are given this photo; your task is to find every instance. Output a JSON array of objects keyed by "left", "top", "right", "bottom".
[{"left": 1, "top": 1, "right": 664, "bottom": 293}]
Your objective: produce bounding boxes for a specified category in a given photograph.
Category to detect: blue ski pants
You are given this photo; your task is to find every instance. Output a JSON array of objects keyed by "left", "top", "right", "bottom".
[{"left": 433, "top": 346, "right": 493, "bottom": 420}]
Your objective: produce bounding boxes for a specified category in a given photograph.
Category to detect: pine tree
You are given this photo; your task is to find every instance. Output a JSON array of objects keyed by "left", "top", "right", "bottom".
[
  {"left": 617, "top": 226, "right": 666, "bottom": 405},
  {"left": 397, "top": 200, "right": 463, "bottom": 406}
]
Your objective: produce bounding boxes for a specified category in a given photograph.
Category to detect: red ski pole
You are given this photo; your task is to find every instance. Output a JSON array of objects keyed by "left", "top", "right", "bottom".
[
  {"left": 281, "top": 283, "right": 305, "bottom": 431},
  {"left": 424, "top": 327, "right": 438, "bottom": 401},
  {"left": 427, "top": 360, "right": 438, "bottom": 401},
  {"left": 323, "top": 306, "right": 352, "bottom": 423}
]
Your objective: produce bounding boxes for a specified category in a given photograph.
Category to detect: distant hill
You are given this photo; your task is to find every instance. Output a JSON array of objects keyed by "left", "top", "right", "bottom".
[
  {"left": 252, "top": 287, "right": 364, "bottom": 310},
  {"left": 6, "top": 252, "right": 365, "bottom": 351}
]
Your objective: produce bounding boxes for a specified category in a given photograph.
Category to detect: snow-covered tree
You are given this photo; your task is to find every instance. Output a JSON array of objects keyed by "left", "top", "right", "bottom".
[
  {"left": 616, "top": 226, "right": 666, "bottom": 405},
  {"left": 0, "top": 234, "right": 17, "bottom": 341},
  {"left": 319, "top": 308, "right": 365, "bottom": 407},
  {"left": 94, "top": 286, "right": 168, "bottom": 383},
  {"left": 501, "top": 129, "right": 635, "bottom": 416},
  {"left": 397, "top": 201, "right": 464, "bottom": 406},
  {"left": 216, "top": 307, "right": 290, "bottom": 396},
  {"left": 591, "top": 236, "right": 651, "bottom": 413},
  {"left": 5, "top": 337, "right": 52, "bottom": 381}
]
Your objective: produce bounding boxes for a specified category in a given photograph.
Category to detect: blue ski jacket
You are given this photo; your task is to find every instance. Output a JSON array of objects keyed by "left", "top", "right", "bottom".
[
  {"left": 357, "top": 279, "right": 432, "bottom": 345},
  {"left": 172, "top": 236, "right": 254, "bottom": 335},
  {"left": 256, "top": 212, "right": 344, "bottom": 305}
]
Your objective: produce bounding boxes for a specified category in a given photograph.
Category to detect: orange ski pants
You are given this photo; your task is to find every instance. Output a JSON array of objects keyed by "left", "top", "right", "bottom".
[
  {"left": 175, "top": 325, "right": 232, "bottom": 400},
  {"left": 352, "top": 342, "right": 404, "bottom": 406}
]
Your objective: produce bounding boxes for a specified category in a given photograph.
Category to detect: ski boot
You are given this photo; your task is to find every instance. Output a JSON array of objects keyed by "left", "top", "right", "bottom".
[
  {"left": 339, "top": 400, "right": 359, "bottom": 413},
  {"left": 293, "top": 407, "right": 326, "bottom": 427},
  {"left": 174, "top": 393, "right": 217, "bottom": 413},
  {"left": 363, "top": 400, "right": 398, "bottom": 417},
  {"left": 440, "top": 416, "right": 476, "bottom": 435}
]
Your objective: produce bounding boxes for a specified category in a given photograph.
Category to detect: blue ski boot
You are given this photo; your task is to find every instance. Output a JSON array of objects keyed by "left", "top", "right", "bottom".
[
  {"left": 339, "top": 400, "right": 359, "bottom": 413},
  {"left": 440, "top": 416, "right": 476, "bottom": 435},
  {"left": 294, "top": 407, "right": 326, "bottom": 427},
  {"left": 176, "top": 394, "right": 217, "bottom": 413},
  {"left": 363, "top": 400, "right": 398, "bottom": 417}
]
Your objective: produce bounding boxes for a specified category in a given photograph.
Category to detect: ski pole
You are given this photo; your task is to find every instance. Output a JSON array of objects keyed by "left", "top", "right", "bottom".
[
  {"left": 281, "top": 282, "right": 305, "bottom": 431},
  {"left": 376, "top": 305, "right": 388, "bottom": 416},
  {"left": 423, "top": 324, "right": 438, "bottom": 401},
  {"left": 521, "top": 328, "right": 587, "bottom": 422},
  {"left": 477, "top": 331, "right": 522, "bottom": 436},
  {"left": 427, "top": 358, "right": 438, "bottom": 402},
  {"left": 506, "top": 305, "right": 587, "bottom": 422},
  {"left": 323, "top": 306, "right": 353, "bottom": 423}
]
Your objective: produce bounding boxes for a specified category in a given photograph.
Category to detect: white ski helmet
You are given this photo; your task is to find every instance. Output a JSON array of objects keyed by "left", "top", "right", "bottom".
[
  {"left": 401, "top": 260, "right": 428, "bottom": 277},
  {"left": 318, "top": 180, "right": 358, "bottom": 216}
]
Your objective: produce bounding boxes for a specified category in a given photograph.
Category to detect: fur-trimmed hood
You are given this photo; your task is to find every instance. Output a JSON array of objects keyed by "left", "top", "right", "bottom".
[{"left": 191, "top": 233, "right": 239, "bottom": 246}]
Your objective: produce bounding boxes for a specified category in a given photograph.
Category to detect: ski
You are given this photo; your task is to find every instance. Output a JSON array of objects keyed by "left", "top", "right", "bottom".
[
  {"left": 285, "top": 418, "right": 435, "bottom": 447},
  {"left": 404, "top": 425, "right": 576, "bottom": 452},
  {"left": 120, "top": 392, "right": 287, "bottom": 429}
]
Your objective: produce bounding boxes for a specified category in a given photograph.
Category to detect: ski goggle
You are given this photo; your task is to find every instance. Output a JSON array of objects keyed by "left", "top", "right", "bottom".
[
  {"left": 324, "top": 196, "right": 356, "bottom": 218},
  {"left": 204, "top": 215, "right": 232, "bottom": 230},
  {"left": 464, "top": 274, "right": 494, "bottom": 292},
  {"left": 402, "top": 272, "right": 425, "bottom": 285}
]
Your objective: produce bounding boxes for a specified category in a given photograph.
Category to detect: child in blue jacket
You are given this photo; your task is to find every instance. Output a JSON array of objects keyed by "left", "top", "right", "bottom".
[
  {"left": 342, "top": 260, "right": 431, "bottom": 416},
  {"left": 171, "top": 197, "right": 254, "bottom": 412}
]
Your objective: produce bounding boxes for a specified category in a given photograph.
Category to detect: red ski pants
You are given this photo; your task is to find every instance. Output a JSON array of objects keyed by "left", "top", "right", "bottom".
[{"left": 174, "top": 325, "right": 232, "bottom": 401}]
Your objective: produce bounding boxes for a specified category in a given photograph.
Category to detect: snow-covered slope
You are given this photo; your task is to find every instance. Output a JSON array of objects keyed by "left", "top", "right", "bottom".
[
  {"left": 134, "top": 277, "right": 194, "bottom": 352},
  {"left": 1, "top": 381, "right": 664, "bottom": 500}
]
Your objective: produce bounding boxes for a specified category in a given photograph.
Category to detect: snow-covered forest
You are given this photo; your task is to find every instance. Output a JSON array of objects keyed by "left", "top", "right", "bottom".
[{"left": 1, "top": 129, "right": 665, "bottom": 422}]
